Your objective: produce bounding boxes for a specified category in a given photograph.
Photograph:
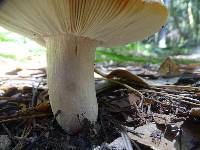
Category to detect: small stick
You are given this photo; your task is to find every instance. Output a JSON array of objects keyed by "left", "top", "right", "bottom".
[
  {"left": 0, "top": 113, "right": 51, "bottom": 123},
  {"left": 94, "top": 68, "right": 144, "bottom": 109},
  {"left": 143, "top": 89, "right": 200, "bottom": 107},
  {"left": 1, "top": 123, "right": 12, "bottom": 138},
  {"left": 154, "top": 85, "right": 200, "bottom": 92}
]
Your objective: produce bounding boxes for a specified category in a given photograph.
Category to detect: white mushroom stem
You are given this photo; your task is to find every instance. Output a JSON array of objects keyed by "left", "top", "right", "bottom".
[{"left": 45, "top": 34, "right": 98, "bottom": 132}]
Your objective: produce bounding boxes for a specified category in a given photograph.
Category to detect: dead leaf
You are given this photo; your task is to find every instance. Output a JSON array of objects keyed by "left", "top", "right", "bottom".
[
  {"left": 35, "top": 102, "right": 51, "bottom": 112},
  {"left": 17, "top": 69, "right": 44, "bottom": 78},
  {"left": 180, "top": 120, "right": 200, "bottom": 150},
  {"left": 158, "top": 57, "right": 181, "bottom": 78},
  {"left": 175, "top": 72, "right": 200, "bottom": 85},
  {"left": 19, "top": 103, "right": 28, "bottom": 112},
  {"left": 3, "top": 87, "right": 19, "bottom": 97},
  {"left": 38, "top": 90, "right": 49, "bottom": 103},
  {"left": 153, "top": 113, "right": 174, "bottom": 125},
  {"left": 128, "top": 123, "right": 178, "bottom": 150},
  {"left": 144, "top": 98, "right": 156, "bottom": 106},
  {"left": 6, "top": 67, "right": 22, "bottom": 75},
  {"left": 153, "top": 113, "right": 184, "bottom": 126},
  {"left": 180, "top": 63, "right": 200, "bottom": 71},
  {"left": 190, "top": 107, "right": 200, "bottom": 117},
  {"left": 106, "top": 69, "right": 149, "bottom": 88},
  {"left": 128, "top": 93, "right": 140, "bottom": 110},
  {"left": 196, "top": 92, "right": 200, "bottom": 98}
]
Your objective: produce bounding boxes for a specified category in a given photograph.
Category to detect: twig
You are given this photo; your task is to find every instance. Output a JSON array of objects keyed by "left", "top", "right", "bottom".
[
  {"left": 99, "top": 108, "right": 109, "bottom": 141},
  {"left": 0, "top": 96, "right": 31, "bottom": 102},
  {"left": 153, "top": 85, "right": 200, "bottom": 92},
  {"left": 1, "top": 123, "right": 12, "bottom": 138},
  {"left": 94, "top": 68, "right": 144, "bottom": 109},
  {"left": 31, "top": 82, "right": 42, "bottom": 107},
  {"left": 14, "top": 120, "right": 33, "bottom": 150},
  {"left": 0, "top": 113, "right": 51, "bottom": 123},
  {"left": 143, "top": 89, "right": 200, "bottom": 107},
  {"left": 120, "top": 130, "right": 133, "bottom": 150},
  {"left": 13, "top": 136, "right": 34, "bottom": 142}
]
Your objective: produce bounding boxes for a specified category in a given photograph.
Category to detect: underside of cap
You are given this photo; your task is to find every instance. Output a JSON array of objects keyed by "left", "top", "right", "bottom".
[{"left": 0, "top": 0, "right": 168, "bottom": 47}]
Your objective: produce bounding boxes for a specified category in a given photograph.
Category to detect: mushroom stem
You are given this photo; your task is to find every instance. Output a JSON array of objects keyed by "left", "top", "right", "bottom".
[{"left": 45, "top": 34, "right": 98, "bottom": 132}]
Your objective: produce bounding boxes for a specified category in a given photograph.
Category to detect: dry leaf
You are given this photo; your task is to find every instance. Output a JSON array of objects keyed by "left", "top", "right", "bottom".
[
  {"left": 180, "top": 63, "right": 200, "bottom": 71},
  {"left": 128, "top": 123, "right": 177, "bottom": 150},
  {"left": 19, "top": 103, "right": 28, "bottom": 112},
  {"left": 6, "top": 67, "right": 22, "bottom": 75},
  {"left": 153, "top": 113, "right": 174, "bottom": 125},
  {"left": 107, "top": 69, "right": 149, "bottom": 87},
  {"left": 180, "top": 120, "right": 200, "bottom": 150},
  {"left": 158, "top": 57, "right": 181, "bottom": 77},
  {"left": 35, "top": 102, "right": 51, "bottom": 112},
  {"left": 196, "top": 92, "right": 200, "bottom": 98},
  {"left": 128, "top": 92, "right": 141, "bottom": 110},
  {"left": 17, "top": 69, "right": 44, "bottom": 78},
  {"left": 144, "top": 98, "right": 156, "bottom": 106},
  {"left": 190, "top": 107, "right": 200, "bottom": 117}
]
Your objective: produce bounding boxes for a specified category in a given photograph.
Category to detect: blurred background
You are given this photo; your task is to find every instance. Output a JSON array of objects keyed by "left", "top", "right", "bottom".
[{"left": 0, "top": 0, "right": 200, "bottom": 73}]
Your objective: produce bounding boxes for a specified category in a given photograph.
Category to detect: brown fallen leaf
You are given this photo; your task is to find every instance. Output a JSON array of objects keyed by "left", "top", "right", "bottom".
[
  {"left": 35, "top": 102, "right": 51, "bottom": 112},
  {"left": 128, "top": 92, "right": 141, "bottom": 110},
  {"left": 158, "top": 57, "right": 181, "bottom": 78},
  {"left": 17, "top": 69, "right": 45, "bottom": 78},
  {"left": 153, "top": 113, "right": 184, "bottom": 125},
  {"left": 180, "top": 63, "right": 200, "bottom": 71},
  {"left": 19, "top": 103, "right": 28, "bottom": 112},
  {"left": 106, "top": 69, "right": 149, "bottom": 88},
  {"left": 128, "top": 123, "right": 178, "bottom": 150},
  {"left": 196, "top": 92, "right": 200, "bottom": 98},
  {"left": 190, "top": 107, "right": 200, "bottom": 117},
  {"left": 6, "top": 67, "right": 22, "bottom": 75},
  {"left": 153, "top": 113, "right": 173, "bottom": 125},
  {"left": 143, "top": 98, "right": 156, "bottom": 106}
]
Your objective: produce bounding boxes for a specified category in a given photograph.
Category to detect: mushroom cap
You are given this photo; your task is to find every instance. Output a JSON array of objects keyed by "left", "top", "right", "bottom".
[{"left": 0, "top": 0, "right": 168, "bottom": 47}]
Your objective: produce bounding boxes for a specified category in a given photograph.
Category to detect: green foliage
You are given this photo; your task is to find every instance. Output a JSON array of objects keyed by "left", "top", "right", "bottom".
[
  {"left": 0, "top": 34, "right": 15, "bottom": 42},
  {"left": 174, "top": 58, "right": 199, "bottom": 65},
  {"left": 96, "top": 49, "right": 162, "bottom": 64},
  {"left": 164, "top": 0, "right": 200, "bottom": 48},
  {"left": 0, "top": 53, "right": 16, "bottom": 60}
]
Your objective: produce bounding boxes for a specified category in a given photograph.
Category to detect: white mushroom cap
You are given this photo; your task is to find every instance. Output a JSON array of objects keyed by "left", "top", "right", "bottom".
[{"left": 0, "top": 0, "right": 168, "bottom": 47}]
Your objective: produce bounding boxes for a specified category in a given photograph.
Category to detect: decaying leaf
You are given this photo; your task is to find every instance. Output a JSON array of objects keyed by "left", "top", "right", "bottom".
[
  {"left": 190, "top": 107, "right": 200, "bottom": 117},
  {"left": 143, "top": 98, "right": 156, "bottom": 106},
  {"left": 175, "top": 72, "right": 200, "bottom": 85},
  {"left": 106, "top": 69, "right": 149, "bottom": 88},
  {"left": 17, "top": 69, "right": 45, "bottom": 78},
  {"left": 35, "top": 102, "right": 51, "bottom": 112},
  {"left": 180, "top": 120, "right": 200, "bottom": 150},
  {"left": 153, "top": 113, "right": 175, "bottom": 125},
  {"left": 153, "top": 113, "right": 185, "bottom": 127},
  {"left": 196, "top": 92, "right": 200, "bottom": 98},
  {"left": 3, "top": 87, "right": 19, "bottom": 97},
  {"left": 19, "top": 103, "right": 28, "bottom": 112},
  {"left": 128, "top": 92, "right": 141, "bottom": 110},
  {"left": 128, "top": 123, "right": 178, "bottom": 150},
  {"left": 158, "top": 57, "right": 181, "bottom": 78},
  {"left": 180, "top": 63, "right": 200, "bottom": 71},
  {"left": 38, "top": 90, "right": 49, "bottom": 103},
  {"left": 6, "top": 67, "right": 22, "bottom": 75}
]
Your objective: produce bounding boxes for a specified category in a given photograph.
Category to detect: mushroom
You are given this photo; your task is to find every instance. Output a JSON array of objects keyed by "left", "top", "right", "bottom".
[{"left": 0, "top": 0, "right": 168, "bottom": 132}]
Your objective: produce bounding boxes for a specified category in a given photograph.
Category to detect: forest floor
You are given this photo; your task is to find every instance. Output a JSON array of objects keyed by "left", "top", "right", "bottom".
[{"left": 0, "top": 57, "right": 200, "bottom": 150}]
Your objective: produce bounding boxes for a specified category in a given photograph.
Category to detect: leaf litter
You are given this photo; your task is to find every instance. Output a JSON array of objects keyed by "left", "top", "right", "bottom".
[{"left": 0, "top": 59, "right": 200, "bottom": 150}]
